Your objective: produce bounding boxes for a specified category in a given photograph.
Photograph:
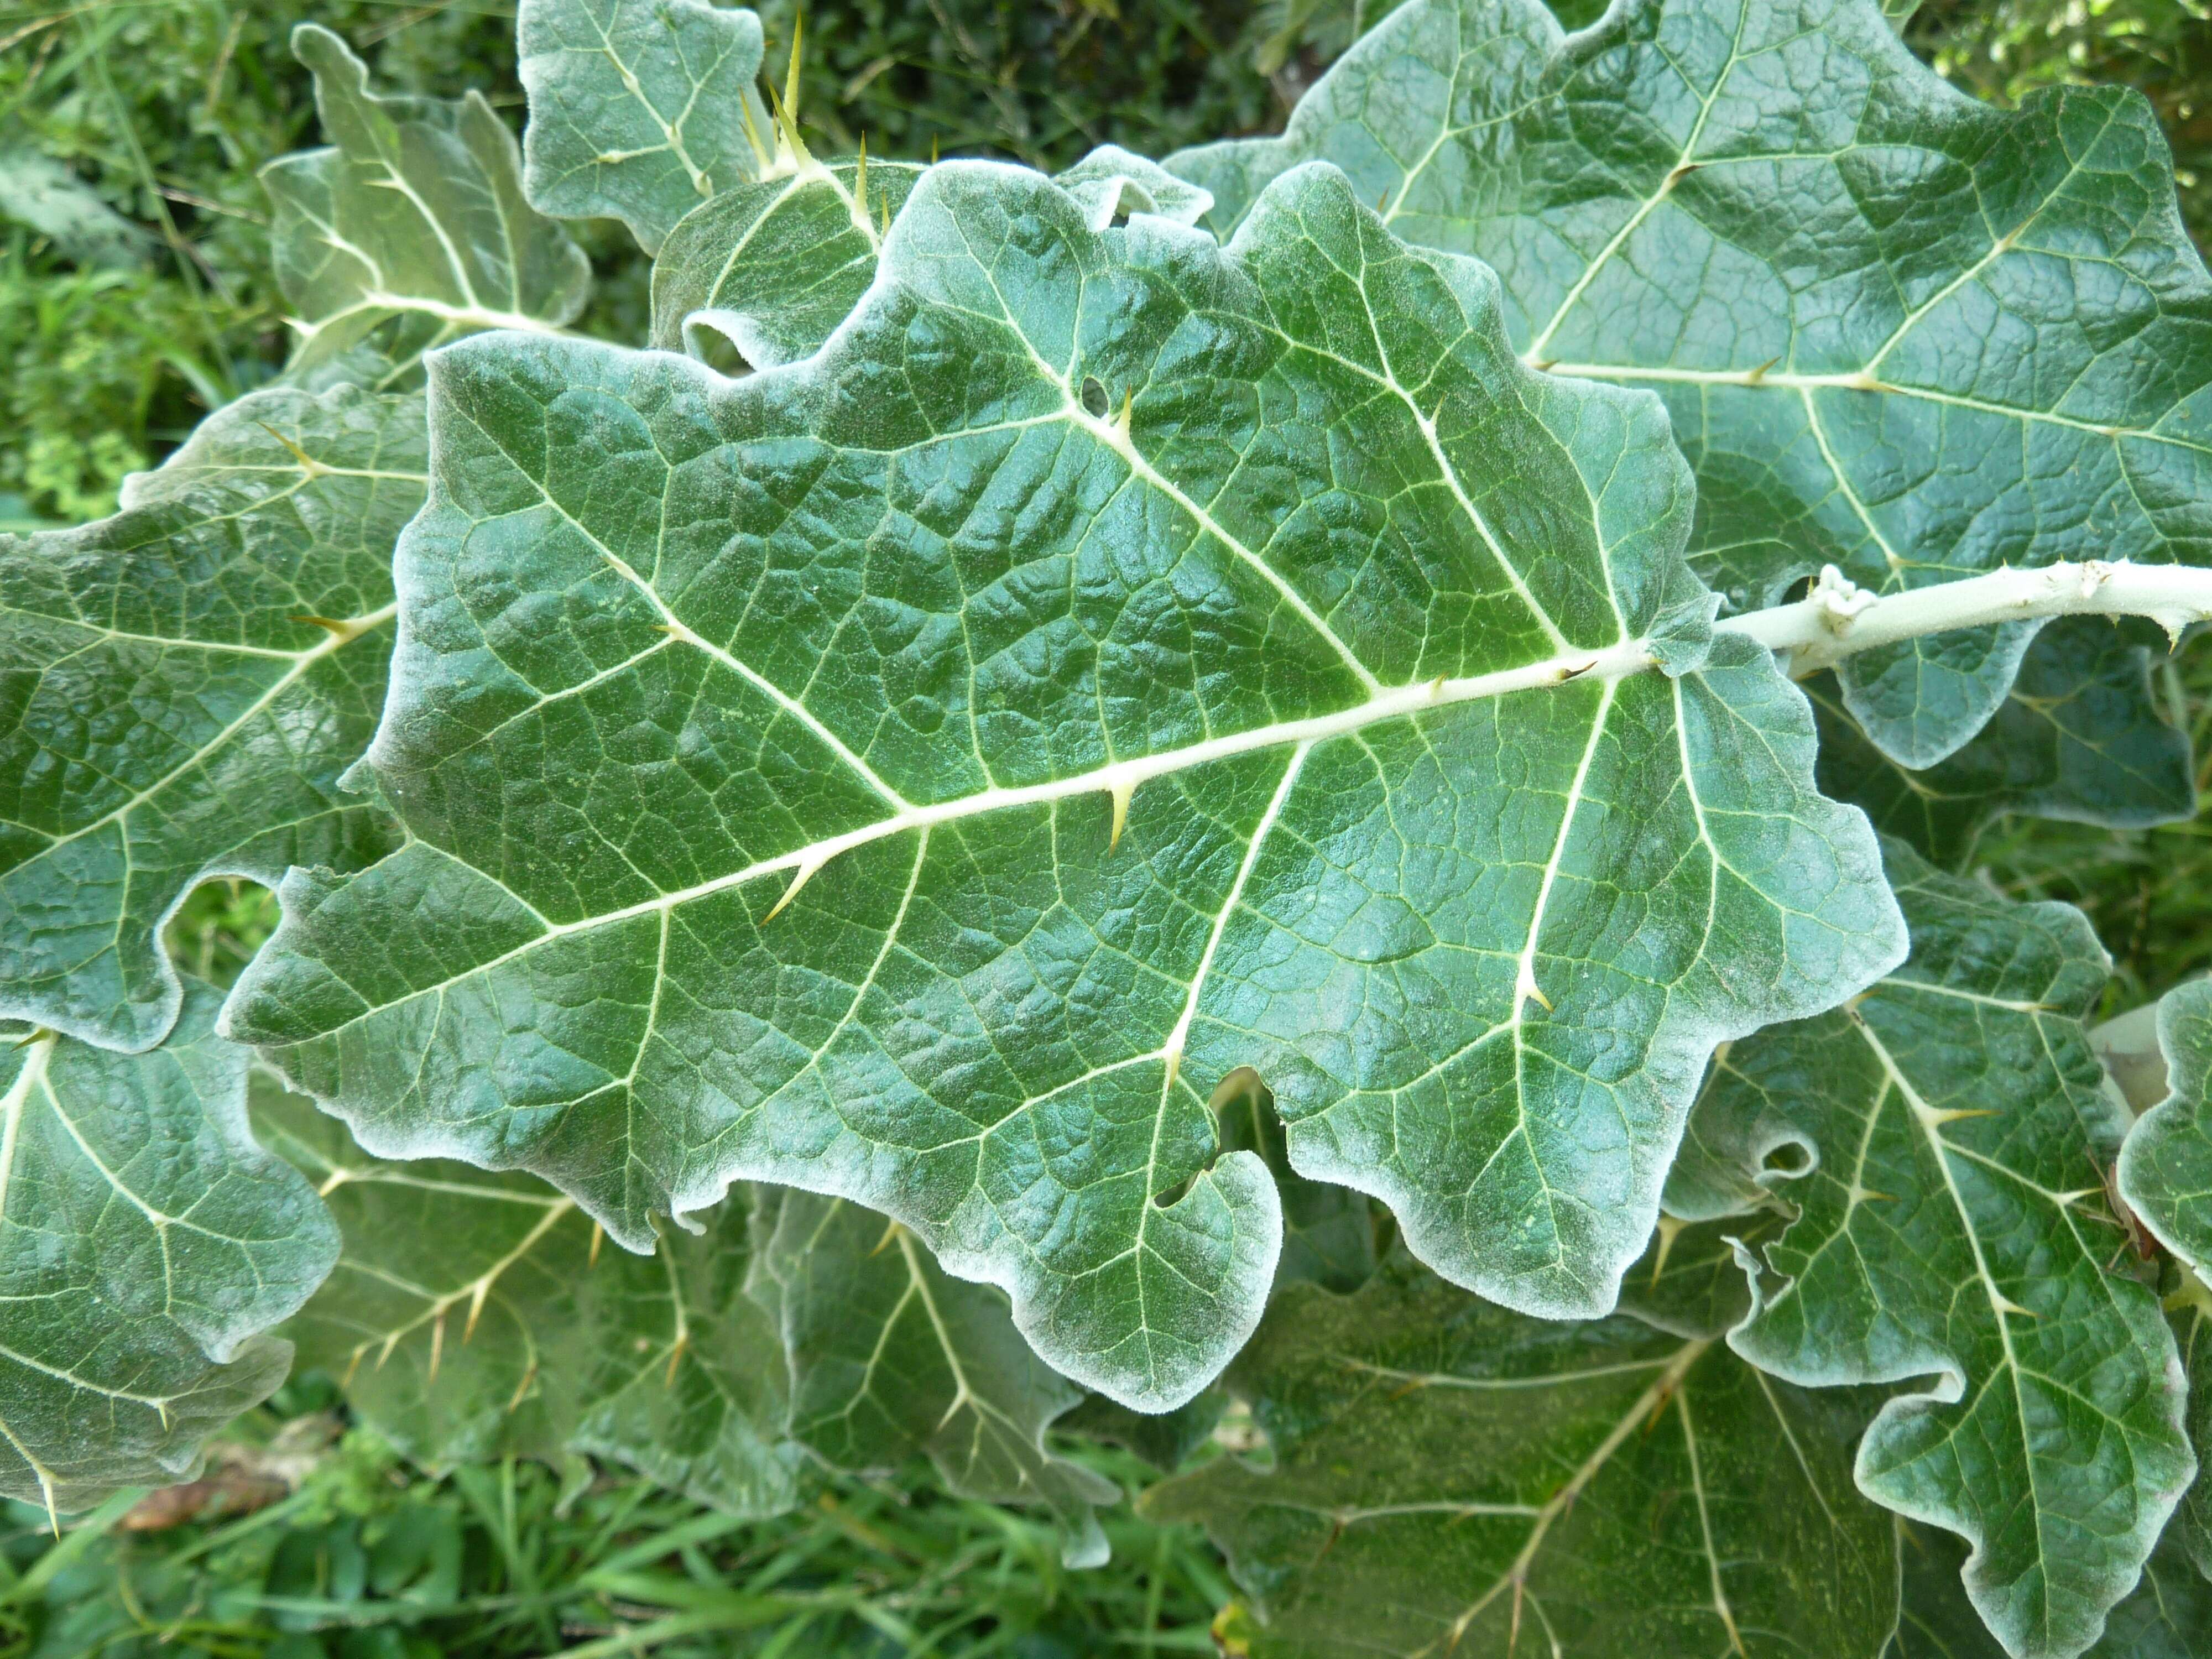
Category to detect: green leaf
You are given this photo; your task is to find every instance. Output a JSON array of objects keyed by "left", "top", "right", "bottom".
[
  {"left": 0, "top": 149, "right": 153, "bottom": 269},
  {"left": 1808, "top": 618, "right": 2195, "bottom": 867},
  {"left": 0, "top": 987, "right": 338, "bottom": 1516},
  {"left": 649, "top": 159, "right": 924, "bottom": 369},
  {"left": 251, "top": 1082, "right": 802, "bottom": 1516},
  {"left": 223, "top": 160, "right": 1902, "bottom": 1410},
  {"left": 1893, "top": 1519, "right": 2212, "bottom": 1659},
  {"left": 745, "top": 1188, "right": 1117, "bottom": 1566},
  {"left": 649, "top": 146, "right": 1208, "bottom": 374},
  {"left": 2174, "top": 1281, "right": 2212, "bottom": 1584},
  {"left": 264, "top": 25, "right": 591, "bottom": 388},
  {"left": 518, "top": 0, "right": 770, "bottom": 254},
  {"left": 1678, "top": 842, "right": 2195, "bottom": 1658},
  {"left": 1168, "top": 0, "right": 2212, "bottom": 768},
  {"left": 2118, "top": 979, "right": 2212, "bottom": 1285},
  {"left": 1141, "top": 1252, "right": 1900, "bottom": 1658},
  {"left": 0, "top": 384, "right": 418, "bottom": 1052}
]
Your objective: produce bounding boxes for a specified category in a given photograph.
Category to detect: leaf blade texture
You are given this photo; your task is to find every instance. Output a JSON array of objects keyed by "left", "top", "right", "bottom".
[
  {"left": 225, "top": 159, "right": 1902, "bottom": 1410},
  {"left": 518, "top": 0, "right": 770, "bottom": 254},
  {"left": 264, "top": 25, "right": 591, "bottom": 387},
  {"left": 0, "top": 384, "right": 419, "bottom": 1051},
  {"left": 747, "top": 1188, "right": 1117, "bottom": 1566},
  {"left": 1168, "top": 0, "right": 2212, "bottom": 767},
  {"left": 1680, "top": 842, "right": 2195, "bottom": 1658},
  {"left": 1142, "top": 1251, "right": 1900, "bottom": 1658},
  {"left": 253, "top": 1081, "right": 802, "bottom": 1517},
  {"left": 0, "top": 988, "right": 338, "bottom": 1515}
]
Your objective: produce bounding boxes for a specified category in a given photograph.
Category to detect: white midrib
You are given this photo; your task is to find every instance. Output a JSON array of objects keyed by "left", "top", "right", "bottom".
[
  {"left": 0, "top": 1035, "right": 55, "bottom": 1230},
  {"left": 457, "top": 637, "right": 1651, "bottom": 955}
]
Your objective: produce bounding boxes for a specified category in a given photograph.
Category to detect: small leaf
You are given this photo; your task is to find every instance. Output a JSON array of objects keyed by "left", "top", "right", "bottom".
[
  {"left": 0, "top": 149, "right": 153, "bottom": 268},
  {"left": 264, "top": 25, "right": 590, "bottom": 388},
  {"left": 652, "top": 145, "right": 1210, "bottom": 374},
  {"left": 1141, "top": 1251, "right": 1900, "bottom": 1658},
  {"left": 0, "top": 988, "right": 338, "bottom": 1516},
  {"left": 0, "top": 384, "right": 418, "bottom": 1051},
  {"left": 1053, "top": 145, "right": 1215, "bottom": 233},
  {"left": 1809, "top": 618, "right": 2195, "bottom": 867},
  {"left": 650, "top": 159, "right": 924, "bottom": 369},
  {"left": 1168, "top": 0, "right": 2212, "bottom": 768},
  {"left": 253, "top": 1082, "right": 801, "bottom": 1516},
  {"left": 225, "top": 160, "right": 1902, "bottom": 1411},
  {"left": 1679, "top": 842, "right": 2195, "bottom": 1659},
  {"left": 747, "top": 1188, "right": 1117, "bottom": 1566},
  {"left": 519, "top": 0, "right": 772, "bottom": 254}
]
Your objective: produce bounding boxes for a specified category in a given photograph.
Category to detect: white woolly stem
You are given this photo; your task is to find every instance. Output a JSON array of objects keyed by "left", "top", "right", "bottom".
[{"left": 1718, "top": 560, "right": 2212, "bottom": 675}]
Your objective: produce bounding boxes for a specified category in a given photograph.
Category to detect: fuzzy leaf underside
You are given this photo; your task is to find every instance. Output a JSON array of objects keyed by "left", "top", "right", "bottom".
[
  {"left": 1142, "top": 1250, "right": 1900, "bottom": 1659},
  {"left": 1678, "top": 843, "right": 2194, "bottom": 1659},
  {"left": 265, "top": 25, "right": 590, "bottom": 388},
  {"left": 0, "top": 384, "right": 420, "bottom": 1052},
  {"left": 0, "top": 989, "right": 337, "bottom": 1514},
  {"left": 649, "top": 146, "right": 1210, "bottom": 374},
  {"left": 252, "top": 1082, "right": 801, "bottom": 1516},
  {"left": 518, "top": 0, "right": 769, "bottom": 254},
  {"left": 1168, "top": 0, "right": 2212, "bottom": 769},
  {"left": 2118, "top": 979, "right": 2212, "bottom": 1283},
  {"left": 1809, "top": 618, "right": 2195, "bottom": 867},
  {"left": 223, "top": 158, "right": 1903, "bottom": 1411},
  {"left": 747, "top": 1188, "right": 1117, "bottom": 1566}
]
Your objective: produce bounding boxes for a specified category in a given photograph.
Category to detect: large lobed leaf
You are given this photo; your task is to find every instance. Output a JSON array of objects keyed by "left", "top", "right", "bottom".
[
  {"left": 251, "top": 1081, "right": 801, "bottom": 1516},
  {"left": 1892, "top": 1521, "right": 2212, "bottom": 1659},
  {"left": 0, "top": 989, "right": 337, "bottom": 1515},
  {"left": 1676, "top": 843, "right": 2194, "bottom": 1659},
  {"left": 265, "top": 25, "right": 590, "bottom": 388},
  {"left": 1169, "top": 0, "right": 2212, "bottom": 768},
  {"left": 0, "top": 384, "right": 419, "bottom": 1052},
  {"left": 2116, "top": 977, "right": 2212, "bottom": 1584},
  {"left": 223, "top": 158, "right": 1905, "bottom": 1410},
  {"left": 518, "top": 0, "right": 771, "bottom": 255},
  {"left": 2119, "top": 978, "right": 2212, "bottom": 1287},
  {"left": 1144, "top": 1243, "right": 1900, "bottom": 1658}
]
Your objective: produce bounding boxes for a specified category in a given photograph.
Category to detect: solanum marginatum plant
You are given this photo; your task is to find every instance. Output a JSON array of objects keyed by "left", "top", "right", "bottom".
[{"left": 4, "top": 1, "right": 2212, "bottom": 1653}]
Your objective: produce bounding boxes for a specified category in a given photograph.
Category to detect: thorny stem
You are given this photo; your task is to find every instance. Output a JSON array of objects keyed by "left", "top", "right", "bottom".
[{"left": 1717, "top": 560, "right": 2212, "bottom": 677}]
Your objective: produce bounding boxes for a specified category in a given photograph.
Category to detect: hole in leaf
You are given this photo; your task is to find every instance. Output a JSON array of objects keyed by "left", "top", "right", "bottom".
[
  {"left": 1079, "top": 375, "right": 1110, "bottom": 418},
  {"left": 1762, "top": 1141, "right": 1812, "bottom": 1176},
  {"left": 163, "top": 877, "right": 280, "bottom": 989},
  {"left": 683, "top": 318, "right": 754, "bottom": 378}
]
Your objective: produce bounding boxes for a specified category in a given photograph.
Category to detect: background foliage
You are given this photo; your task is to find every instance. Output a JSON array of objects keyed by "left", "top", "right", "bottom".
[{"left": 2, "top": 0, "right": 2209, "bottom": 1650}]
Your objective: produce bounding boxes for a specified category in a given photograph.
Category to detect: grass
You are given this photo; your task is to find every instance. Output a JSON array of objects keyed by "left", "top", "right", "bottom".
[{"left": 0, "top": 1410, "right": 1229, "bottom": 1657}]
